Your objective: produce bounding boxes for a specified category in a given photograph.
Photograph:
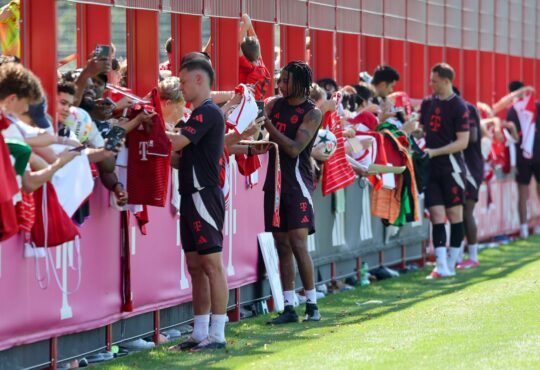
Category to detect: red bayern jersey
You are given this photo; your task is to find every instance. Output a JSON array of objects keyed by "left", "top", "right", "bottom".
[
  {"left": 239, "top": 55, "right": 272, "bottom": 101},
  {"left": 127, "top": 89, "right": 172, "bottom": 207}
]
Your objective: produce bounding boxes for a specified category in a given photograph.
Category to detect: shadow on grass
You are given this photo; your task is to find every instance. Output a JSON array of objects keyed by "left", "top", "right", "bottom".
[{"left": 97, "top": 237, "right": 540, "bottom": 370}]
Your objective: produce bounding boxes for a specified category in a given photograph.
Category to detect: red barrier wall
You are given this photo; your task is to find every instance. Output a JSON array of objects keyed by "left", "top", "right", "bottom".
[{"left": 0, "top": 159, "right": 265, "bottom": 351}]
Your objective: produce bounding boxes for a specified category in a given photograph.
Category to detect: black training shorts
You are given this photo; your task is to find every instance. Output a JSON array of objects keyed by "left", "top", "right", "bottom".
[
  {"left": 180, "top": 186, "right": 225, "bottom": 255},
  {"left": 425, "top": 172, "right": 465, "bottom": 208},
  {"left": 515, "top": 158, "right": 540, "bottom": 185},
  {"left": 264, "top": 191, "right": 315, "bottom": 235}
]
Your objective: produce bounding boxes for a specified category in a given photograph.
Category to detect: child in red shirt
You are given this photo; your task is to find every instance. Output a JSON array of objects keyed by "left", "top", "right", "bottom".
[{"left": 238, "top": 14, "right": 271, "bottom": 101}]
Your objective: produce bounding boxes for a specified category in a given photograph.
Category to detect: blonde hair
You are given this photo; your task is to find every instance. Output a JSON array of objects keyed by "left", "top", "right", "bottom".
[
  {"left": 309, "top": 83, "right": 326, "bottom": 102},
  {"left": 158, "top": 76, "right": 184, "bottom": 104}
]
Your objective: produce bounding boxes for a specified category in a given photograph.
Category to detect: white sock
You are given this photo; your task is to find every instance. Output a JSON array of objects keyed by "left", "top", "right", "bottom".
[
  {"left": 209, "top": 314, "right": 227, "bottom": 343},
  {"left": 520, "top": 224, "right": 529, "bottom": 238},
  {"left": 435, "top": 247, "right": 450, "bottom": 276},
  {"left": 447, "top": 248, "right": 461, "bottom": 275},
  {"left": 192, "top": 314, "right": 210, "bottom": 342},
  {"left": 468, "top": 244, "right": 479, "bottom": 262},
  {"left": 305, "top": 289, "right": 317, "bottom": 304},
  {"left": 283, "top": 290, "right": 295, "bottom": 306},
  {"left": 457, "top": 242, "right": 464, "bottom": 264}
]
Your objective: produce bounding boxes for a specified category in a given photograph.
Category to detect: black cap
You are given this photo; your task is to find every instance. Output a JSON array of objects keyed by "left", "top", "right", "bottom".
[{"left": 28, "top": 99, "right": 52, "bottom": 129}]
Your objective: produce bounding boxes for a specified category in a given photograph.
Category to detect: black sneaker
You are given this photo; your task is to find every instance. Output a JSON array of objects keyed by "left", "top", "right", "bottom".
[
  {"left": 266, "top": 305, "right": 299, "bottom": 324},
  {"left": 189, "top": 338, "right": 226, "bottom": 352},
  {"left": 168, "top": 336, "right": 199, "bottom": 351},
  {"left": 304, "top": 303, "right": 321, "bottom": 321}
]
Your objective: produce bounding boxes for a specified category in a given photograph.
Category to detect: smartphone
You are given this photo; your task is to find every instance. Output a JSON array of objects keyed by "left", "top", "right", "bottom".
[
  {"left": 95, "top": 44, "right": 111, "bottom": 59},
  {"left": 69, "top": 145, "right": 86, "bottom": 152},
  {"left": 256, "top": 101, "right": 265, "bottom": 119},
  {"left": 104, "top": 125, "right": 126, "bottom": 151}
]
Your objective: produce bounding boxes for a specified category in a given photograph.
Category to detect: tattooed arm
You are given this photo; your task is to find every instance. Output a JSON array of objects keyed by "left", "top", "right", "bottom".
[{"left": 264, "top": 107, "right": 323, "bottom": 158}]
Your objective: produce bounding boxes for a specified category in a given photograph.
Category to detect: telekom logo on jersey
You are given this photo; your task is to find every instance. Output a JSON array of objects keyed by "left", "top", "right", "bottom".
[{"left": 138, "top": 140, "right": 154, "bottom": 161}]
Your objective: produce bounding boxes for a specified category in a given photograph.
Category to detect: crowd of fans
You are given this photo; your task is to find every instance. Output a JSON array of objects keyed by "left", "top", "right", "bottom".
[{"left": 1, "top": 12, "right": 539, "bottom": 352}]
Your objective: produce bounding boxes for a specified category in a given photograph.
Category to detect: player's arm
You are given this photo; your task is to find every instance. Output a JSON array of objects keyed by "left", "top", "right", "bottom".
[
  {"left": 469, "top": 109, "right": 480, "bottom": 144},
  {"left": 167, "top": 132, "right": 191, "bottom": 152},
  {"left": 264, "top": 107, "right": 323, "bottom": 158},
  {"left": 425, "top": 131, "right": 470, "bottom": 158}
]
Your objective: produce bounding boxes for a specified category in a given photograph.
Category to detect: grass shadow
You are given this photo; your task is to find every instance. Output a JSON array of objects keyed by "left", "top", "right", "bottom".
[{"left": 96, "top": 236, "right": 540, "bottom": 369}]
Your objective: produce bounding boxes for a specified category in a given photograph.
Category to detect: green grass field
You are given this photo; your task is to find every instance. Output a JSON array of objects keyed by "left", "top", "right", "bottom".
[{"left": 98, "top": 236, "right": 540, "bottom": 370}]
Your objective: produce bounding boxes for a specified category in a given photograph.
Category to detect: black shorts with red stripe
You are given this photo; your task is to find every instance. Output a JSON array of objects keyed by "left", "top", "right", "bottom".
[
  {"left": 264, "top": 191, "right": 315, "bottom": 235},
  {"left": 425, "top": 172, "right": 465, "bottom": 208},
  {"left": 180, "top": 186, "right": 225, "bottom": 255}
]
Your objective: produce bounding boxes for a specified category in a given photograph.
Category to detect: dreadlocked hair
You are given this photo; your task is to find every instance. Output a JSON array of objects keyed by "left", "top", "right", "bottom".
[{"left": 283, "top": 61, "right": 312, "bottom": 99}]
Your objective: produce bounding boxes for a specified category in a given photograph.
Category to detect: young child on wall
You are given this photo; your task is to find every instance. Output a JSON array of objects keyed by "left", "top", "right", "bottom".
[{"left": 238, "top": 14, "right": 272, "bottom": 101}]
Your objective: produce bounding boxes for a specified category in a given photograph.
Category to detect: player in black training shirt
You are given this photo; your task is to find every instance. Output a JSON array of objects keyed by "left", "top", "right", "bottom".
[
  {"left": 420, "top": 63, "right": 470, "bottom": 279},
  {"left": 263, "top": 61, "right": 323, "bottom": 324},
  {"left": 166, "top": 58, "right": 227, "bottom": 352}
]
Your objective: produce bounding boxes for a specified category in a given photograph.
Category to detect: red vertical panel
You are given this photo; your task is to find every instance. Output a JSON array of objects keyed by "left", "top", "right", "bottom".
[
  {"left": 363, "top": 35, "right": 382, "bottom": 75},
  {"left": 508, "top": 55, "right": 523, "bottom": 83},
  {"left": 171, "top": 14, "right": 202, "bottom": 75},
  {"left": 253, "top": 21, "right": 275, "bottom": 98},
  {"left": 280, "top": 25, "right": 306, "bottom": 66},
  {"left": 536, "top": 60, "right": 540, "bottom": 93},
  {"left": 384, "top": 39, "right": 405, "bottom": 92},
  {"left": 20, "top": 0, "right": 57, "bottom": 123},
  {"left": 494, "top": 52, "right": 509, "bottom": 115},
  {"left": 445, "top": 47, "right": 462, "bottom": 91},
  {"left": 462, "top": 49, "right": 479, "bottom": 103},
  {"left": 336, "top": 33, "right": 360, "bottom": 86},
  {"left": 408, "top": 42, "right": 426, "bottom": 99},
  {"left": 522, "top": 58, "right": 534, "bottom": 86},
  {"left": 479, "top": 51, "right": 494, "bottom": 105},
  {"left": 210, "top": 18, "right": 239, "bottom": 91},
  {"left": 76, "top": 4, "right": 111, "bottom": 67},
  {"left": 428, "top": 45, "right": 444, "bottom": 71},
  {"left": 311, "top": 29, "right": 335, "bottom": 81},
  {"left": 126, "top": 10, "right": 159, "bottom": 96}
]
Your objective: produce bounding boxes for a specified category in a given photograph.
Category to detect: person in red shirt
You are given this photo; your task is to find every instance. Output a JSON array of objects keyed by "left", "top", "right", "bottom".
[{"left": 238, "top": 14, "right": 271, "bottom": 101}]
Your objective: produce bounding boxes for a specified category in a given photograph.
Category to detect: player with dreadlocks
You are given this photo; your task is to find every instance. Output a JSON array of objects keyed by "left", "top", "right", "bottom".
[{"left": 263, "top": 61, "right": 323, "bottom": 324}]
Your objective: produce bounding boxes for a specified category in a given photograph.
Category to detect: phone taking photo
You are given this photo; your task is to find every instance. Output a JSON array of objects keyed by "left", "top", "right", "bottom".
[
  {"left": 95, "top": 44, "right": 111, "bottom": 59},
  {"left": 256, "top": 101, "right": 265, "bottom": 119},
  {"left": 104, "top": 125, "right": 126, "bottom": 151}
]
